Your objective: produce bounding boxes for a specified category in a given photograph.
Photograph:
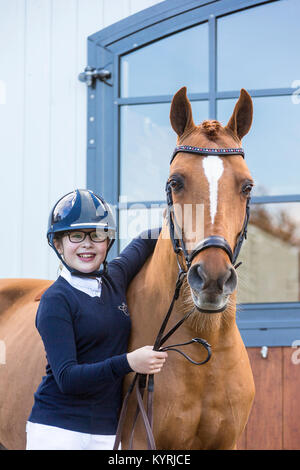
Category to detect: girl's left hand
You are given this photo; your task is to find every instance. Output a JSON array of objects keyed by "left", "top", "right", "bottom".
[{"left": 127, "top": 346, "right": 168, "bottom": 374}]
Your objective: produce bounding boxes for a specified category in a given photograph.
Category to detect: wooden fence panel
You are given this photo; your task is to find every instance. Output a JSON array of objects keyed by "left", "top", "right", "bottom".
[
  {"left": 237, "top": 347, "right": 283, "bottom": 449},
  {"left": 283, "top": 347, "right": 300, "bottom": 449}
]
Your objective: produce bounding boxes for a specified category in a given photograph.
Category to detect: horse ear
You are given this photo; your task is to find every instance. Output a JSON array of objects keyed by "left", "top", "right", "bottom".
[
  {"left": 170, "top": 87, "right": 195, "bottom": 137},
  {"left": 225, "top": 89, "right": 253, "bottom": 140}
]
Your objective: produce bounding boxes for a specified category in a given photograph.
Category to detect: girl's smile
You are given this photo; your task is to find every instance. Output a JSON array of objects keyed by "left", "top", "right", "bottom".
[{"left": 77, "top": 252, "right": 96, "bottom": 262}]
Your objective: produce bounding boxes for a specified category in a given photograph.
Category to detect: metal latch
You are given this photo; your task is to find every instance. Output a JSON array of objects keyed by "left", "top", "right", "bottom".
[
  {"left": 78, "top": 66, "right": 112, "bottom": 87},
  {"left": 260, "top": 346, "right": 268, "bottom": 359}
]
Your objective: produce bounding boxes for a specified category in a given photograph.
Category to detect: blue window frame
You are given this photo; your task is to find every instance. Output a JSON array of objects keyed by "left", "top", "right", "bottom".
[{"left": 86, "top": 0, "right": 300, "bottom": 346}]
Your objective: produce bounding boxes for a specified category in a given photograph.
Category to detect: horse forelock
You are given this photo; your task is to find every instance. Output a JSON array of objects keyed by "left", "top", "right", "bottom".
[
  {"left": 178, "top": 120, "right": 241, "bottom": 149},
  {"left": 201, "top": 120, "right": 222, "bottom": 140}
]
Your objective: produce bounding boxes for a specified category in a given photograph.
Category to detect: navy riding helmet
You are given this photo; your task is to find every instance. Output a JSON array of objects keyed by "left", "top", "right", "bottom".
[{"left": 47, "top": 189, "right": 116, "bottom": 277}]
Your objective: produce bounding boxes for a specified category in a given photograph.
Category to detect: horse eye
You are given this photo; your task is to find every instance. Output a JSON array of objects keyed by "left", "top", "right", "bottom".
[
  {"left": 169, "top": 177, "right": 183, "bottom": 192},
  {"left": 242, "top": 182, "right": 253, "bottom": 195}
]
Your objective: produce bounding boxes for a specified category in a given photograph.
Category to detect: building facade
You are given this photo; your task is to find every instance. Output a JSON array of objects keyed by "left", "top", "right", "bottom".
[
  {"left": 1, "top": 0, "right": 300, "bottom": 449},
  {"left": 87, "top": 0, "right": 300, "bottom": 347},
  {"left": 1, "top": 0, "right": 299, "bottom": 340},
  {"left": 0, "top": 0, "right": 161, "bottom": 281}
]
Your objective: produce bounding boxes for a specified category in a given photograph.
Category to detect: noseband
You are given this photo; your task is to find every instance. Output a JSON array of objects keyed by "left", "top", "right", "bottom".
[{"left": 166, "top": 145, "right": 251, "bottom": 270}]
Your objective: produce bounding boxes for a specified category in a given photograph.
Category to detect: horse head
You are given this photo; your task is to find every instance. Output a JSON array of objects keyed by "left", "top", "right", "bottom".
[{"left": 168, "top": 87, "right": 253, "bottom": 315}]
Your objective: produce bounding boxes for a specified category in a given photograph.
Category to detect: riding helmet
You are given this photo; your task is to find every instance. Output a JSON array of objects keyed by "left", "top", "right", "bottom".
[{"left": 47, "top": 189, "right": 116, "bottom": 277}]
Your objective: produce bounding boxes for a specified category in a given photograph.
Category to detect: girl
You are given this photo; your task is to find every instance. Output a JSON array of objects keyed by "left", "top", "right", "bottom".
[{"left": 26, "top": 189, "right": 167, "bottom": 450}]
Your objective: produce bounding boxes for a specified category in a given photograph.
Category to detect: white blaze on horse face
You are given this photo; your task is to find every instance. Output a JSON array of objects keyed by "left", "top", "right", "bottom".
[{"left": 202, "top": 156, "right": 224, "bottom": 225}]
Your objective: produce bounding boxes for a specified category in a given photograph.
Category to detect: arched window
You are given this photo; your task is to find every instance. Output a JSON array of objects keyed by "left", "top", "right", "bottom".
[{"left": 86, "top": 0, "right": 300, "bottom": 346}]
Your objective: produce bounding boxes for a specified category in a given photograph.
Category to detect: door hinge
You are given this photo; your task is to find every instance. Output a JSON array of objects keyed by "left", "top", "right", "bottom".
[{"left": 78, "top": 65, "right": 112, "bottom": 87}]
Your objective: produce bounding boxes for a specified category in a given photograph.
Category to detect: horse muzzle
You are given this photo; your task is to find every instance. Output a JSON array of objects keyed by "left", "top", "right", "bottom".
[{"left": 187, "top": 262, "right": 237, "bottom": 314}]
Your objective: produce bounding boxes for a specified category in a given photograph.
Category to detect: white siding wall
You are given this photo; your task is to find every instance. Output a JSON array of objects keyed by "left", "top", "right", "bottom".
[{"left": 0, "top": 0, "right": 162, "bottom": 280}]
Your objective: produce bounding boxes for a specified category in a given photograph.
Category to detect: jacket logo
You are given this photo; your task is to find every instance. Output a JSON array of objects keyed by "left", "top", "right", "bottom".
[{"left": 118, "top": 302, "right": 129, "bottom": 316}]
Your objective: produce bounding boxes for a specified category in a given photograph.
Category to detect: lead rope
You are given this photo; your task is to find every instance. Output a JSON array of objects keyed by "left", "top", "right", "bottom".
[{"left": 113, "top": 266, "right": 211, "bottom": 451}]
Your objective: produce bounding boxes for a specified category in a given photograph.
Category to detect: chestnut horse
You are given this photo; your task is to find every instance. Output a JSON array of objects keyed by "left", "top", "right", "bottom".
[
  {"left": 0, "top": 279, "right": 50, "bottom": 449},
  {"left": 0, "top": 87, "right": 255, "bottom": 450},
  {"left": 122, "top": 87, "right": 255, "bottom": 450}
]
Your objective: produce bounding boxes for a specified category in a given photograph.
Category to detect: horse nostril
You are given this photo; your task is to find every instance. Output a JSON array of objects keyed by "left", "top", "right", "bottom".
[
  {"left": 196, "top": 264, "right": 210, "bottom": 291},
  {"left": 217, "top": 269, "right": 231, "bottom": 290},
  {"left": 187, "top": 263, "right": 206, "bottom": 291},
  {"left": 188, "top": 263, "right": 237, "bottom": 295},
  {"left": 222, "top": 267, "right": 237, "bottom": 294},
  {"left": 197, "top": 265, "right": 206, "bottom": 285}
]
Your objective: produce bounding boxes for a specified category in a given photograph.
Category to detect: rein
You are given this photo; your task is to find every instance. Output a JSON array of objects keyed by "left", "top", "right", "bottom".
[{"left": 113, "top": 145, "right": 250, "bottom": 450}]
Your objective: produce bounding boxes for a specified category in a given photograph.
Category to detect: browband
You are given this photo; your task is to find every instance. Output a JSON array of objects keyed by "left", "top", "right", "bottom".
[{"left": 170, "top": 145, "right": 245, "bottom": 164}]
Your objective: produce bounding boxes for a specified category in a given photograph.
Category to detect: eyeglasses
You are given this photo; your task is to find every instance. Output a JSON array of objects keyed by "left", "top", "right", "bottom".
[{"left": 65, "top": 230, "right": 109, "bottom": 243}]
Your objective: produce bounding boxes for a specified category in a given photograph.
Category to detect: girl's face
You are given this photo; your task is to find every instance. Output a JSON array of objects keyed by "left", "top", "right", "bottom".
[{"left": 54, "top": 229, "right": 108, "bottom": 274}]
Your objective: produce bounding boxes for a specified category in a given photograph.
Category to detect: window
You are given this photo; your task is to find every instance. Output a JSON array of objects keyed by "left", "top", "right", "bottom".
[
  {"left": 121, "top": 23, "right": 209, "bottom": 97},
  {"left": 87, "top": 0, "right": 300, "bottom": 346},
  {"left": 217, "top": 0, "right": 300, "bottom": 91}
]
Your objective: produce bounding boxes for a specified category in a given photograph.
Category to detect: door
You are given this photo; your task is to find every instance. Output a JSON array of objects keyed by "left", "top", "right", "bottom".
[{"left": 238, "top": 346, "right": 300, "bottom": 450}]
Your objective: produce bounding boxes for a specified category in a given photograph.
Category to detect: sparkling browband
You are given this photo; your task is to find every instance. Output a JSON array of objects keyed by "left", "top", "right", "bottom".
[{"left": 170, "top": 145, "right": 245, "bottom": 164}]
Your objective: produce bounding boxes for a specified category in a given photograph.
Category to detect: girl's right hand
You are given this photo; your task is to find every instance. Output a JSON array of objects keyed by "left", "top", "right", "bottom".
[{"left": 127, "top": 346, "right": 168, "bottom": 374}]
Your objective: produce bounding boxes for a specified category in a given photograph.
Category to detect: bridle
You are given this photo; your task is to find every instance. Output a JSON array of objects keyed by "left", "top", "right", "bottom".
[
  {"left": 113, "top": 145, "right": 251, "bottom": 450},
  {"left": 166, "top": 145, "right": 251, "bottom": 271}
]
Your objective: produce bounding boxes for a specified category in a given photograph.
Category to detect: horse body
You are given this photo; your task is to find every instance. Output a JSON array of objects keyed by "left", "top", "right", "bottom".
[
  {"left": 122, "top": 87, "right": 255, "bottom": 449},
  {"left": 123, "top": 225, "right": 254, "bottom": 450},
  {"left": 0, "top": 279, "right": 50, "bottom": 449}
]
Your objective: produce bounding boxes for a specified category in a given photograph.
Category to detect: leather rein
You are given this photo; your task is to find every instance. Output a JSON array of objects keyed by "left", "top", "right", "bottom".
[{"left": 113, "top": 145, "right": 250, "bottom": 450}]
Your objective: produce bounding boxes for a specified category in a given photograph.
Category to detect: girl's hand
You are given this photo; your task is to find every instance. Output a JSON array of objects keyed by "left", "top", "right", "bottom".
[{"left": 127, "top": 346, "right": 168, "bottom": 374}]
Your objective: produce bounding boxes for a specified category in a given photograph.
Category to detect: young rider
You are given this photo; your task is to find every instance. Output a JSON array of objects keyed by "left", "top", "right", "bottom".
[{"left": 26, "top": 189, "right": 167, "bottom": 450}]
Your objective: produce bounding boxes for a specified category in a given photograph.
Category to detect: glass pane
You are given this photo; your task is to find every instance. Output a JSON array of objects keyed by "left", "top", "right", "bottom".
[
  {"left": 120, "top": 100, "right": 209, "bottom": 202},
  {"left": 217, "top": 96, "right": 300, "bottom": 196},
  {"left": 119, "top": 203, "right": 300, "bottom": 304},
  {"left": 119, "top": 206, "right": 165, "bottom": 251},
  {"left": 217, "top": 0, "right": 300, "bottom": 91},
  {"left": 237, "top": 202, "right": 300, "bottom": 304},
  {"left": 121, "top": 23, "right": 208, "bottom": 97},
  {"left": 120, "top": 203, "right": 300, "bottom": 304}
]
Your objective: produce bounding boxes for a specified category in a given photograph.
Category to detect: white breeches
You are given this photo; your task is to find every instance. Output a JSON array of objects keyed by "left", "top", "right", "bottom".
[{"left": 26, "top": 421, "right": 120, "bottom": 450}]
